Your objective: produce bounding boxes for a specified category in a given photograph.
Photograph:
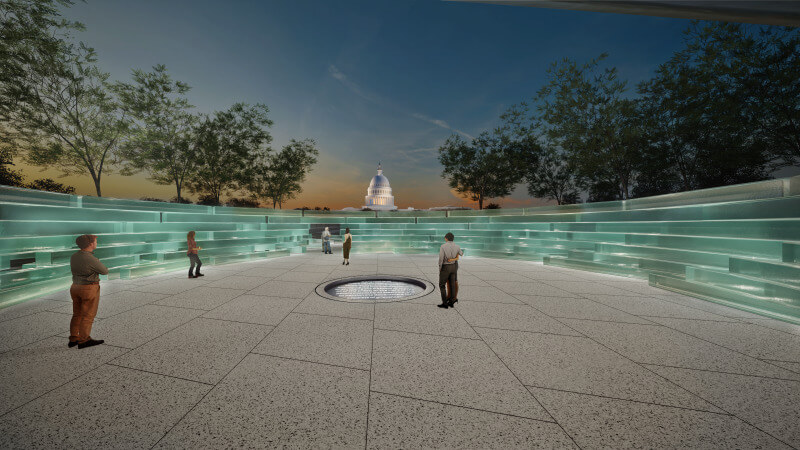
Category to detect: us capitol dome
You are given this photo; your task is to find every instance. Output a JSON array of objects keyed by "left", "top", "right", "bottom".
[{"left": 363, "top": 163, "right": 397, "bottom": 210}]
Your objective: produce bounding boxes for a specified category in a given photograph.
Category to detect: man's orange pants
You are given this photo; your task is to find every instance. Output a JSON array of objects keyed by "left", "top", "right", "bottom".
[{"left": 69, "top": 283, "right": 100, "bottom": 344}]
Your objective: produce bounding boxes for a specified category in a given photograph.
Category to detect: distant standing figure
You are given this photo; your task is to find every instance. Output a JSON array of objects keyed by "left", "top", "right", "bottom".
[
  {"left": 187, "top": 231, "right": 204, "bottom": 278},
  {"left": 437, "top": 232, "right": 462, "bottom": 309},
  {"left": 68, "top": 234, "right": 108, "bottom": 349},
  {"left": 322, "top": 227, "right": 332, "bottom": 254},
  {"left": 446, "top": 250, "right": 463, "bottom": 305},
  {"left": 342, "top": 227, "right": 352, "bottom": 265}
]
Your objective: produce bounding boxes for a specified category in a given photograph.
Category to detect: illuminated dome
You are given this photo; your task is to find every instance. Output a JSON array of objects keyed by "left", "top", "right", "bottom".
[{"left": 363, "top": 163, "right": 397, "bottom": 210}]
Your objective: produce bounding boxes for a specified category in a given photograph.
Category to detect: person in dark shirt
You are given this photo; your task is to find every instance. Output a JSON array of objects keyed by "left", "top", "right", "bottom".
[
  {"left": 187, "top": 230, "right": 204, "bottom": 278},
  {"left": 68, "top": 234, "right": 108, "bottom": 349}
]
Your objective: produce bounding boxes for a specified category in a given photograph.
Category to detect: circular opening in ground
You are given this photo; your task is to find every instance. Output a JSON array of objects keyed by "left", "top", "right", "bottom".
[{"left": 316, "top": 275, "right": 434, "bottom": 303}]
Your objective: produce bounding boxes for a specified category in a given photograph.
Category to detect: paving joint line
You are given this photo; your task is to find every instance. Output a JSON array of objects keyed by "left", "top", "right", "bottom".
[
  {"left": 448, "top": 297, "right": 583, "bottom": 449},
  {"left": 522, "top": 384, "right": 732, "bottom": 416},
  {"left": 247, "top": 351, "right": 369, "bottom": 372},
  {"left": 104, "top": 362, "right": 215, "bottom": 386},
  {"left": 373, "top": 327, "right": 483, "bottom": 341},
  {"left": 364, "top": 282, "right": 378, "bottom": 450},
  {"left": 149, "top": 281, "right": 309, "bottom": 449},
  {"left": 640, "top": 362, "right": 800, "bottom": 383},
  {"left": 292, "top": 310, "right": 374, "bottom": 322},
  {"left": 537, "top": 311, "right": 799, "bottom": 447},
  {"left": 471, "top": 325, "right": 586, "bottom": 339},
  {"left": 369, "top": 390, "right": 558, "bottom": 425}
]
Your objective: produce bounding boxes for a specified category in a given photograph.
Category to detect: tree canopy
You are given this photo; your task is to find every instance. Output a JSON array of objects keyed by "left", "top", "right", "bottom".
[
  {"left": 437, "top": 131, "right": 524, "bottom": 209},
  {"left": 186, "top": 103, "right": 273, "bottom": 205},
  {"left": 248, "top": 138, "right": 319, "bottom": 209},
  {"left": 114, "top": 64, "right": 197, "bottom": 201}
]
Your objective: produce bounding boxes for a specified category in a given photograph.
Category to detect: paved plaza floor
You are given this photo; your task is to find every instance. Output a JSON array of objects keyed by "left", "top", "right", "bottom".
[{"left": 1, "top": 252, "right": 799, "bottom": 449}]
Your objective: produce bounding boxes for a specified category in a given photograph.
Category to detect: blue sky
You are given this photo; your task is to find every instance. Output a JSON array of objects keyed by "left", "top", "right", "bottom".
[{"left": 23, "top": 0, "right": 700, "bottom": 208}]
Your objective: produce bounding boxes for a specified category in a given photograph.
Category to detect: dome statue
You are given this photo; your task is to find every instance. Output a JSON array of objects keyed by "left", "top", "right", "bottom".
[{"left": 363, "top": 162, "right": 397, "bottom": 210}]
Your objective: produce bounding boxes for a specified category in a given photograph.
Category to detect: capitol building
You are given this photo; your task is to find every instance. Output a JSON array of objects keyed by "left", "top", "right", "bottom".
[{"left": 363, "top": 163, "right": 397, "bottom": 211}]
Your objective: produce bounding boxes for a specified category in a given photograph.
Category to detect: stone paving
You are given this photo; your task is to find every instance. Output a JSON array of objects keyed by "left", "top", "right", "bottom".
[{"left": 1, "top": 252, "right": 799, "bottom": 449}]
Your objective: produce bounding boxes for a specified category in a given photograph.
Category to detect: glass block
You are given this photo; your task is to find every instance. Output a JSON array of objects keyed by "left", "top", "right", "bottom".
[
  {"left": 0, "top": 203, "right": 159, "bottom": 222},
  {"left": 650, "top": 273, "right": 800, "bottom": 324},
  {"left": 730, "top": 258, "right": 800, "bottom": 287}
]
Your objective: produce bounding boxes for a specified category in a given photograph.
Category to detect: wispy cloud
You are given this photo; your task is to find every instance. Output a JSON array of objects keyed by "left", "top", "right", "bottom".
[
  {"left": 328, "top": 64, "right": 473, "bottom": 140},
  {"left": 395, "top": 146, "right": 440, "bottom": 166},
  {"left": 410, "top": 113, "right": 473, "bottom": 140},
  {"left": 328, "top": 65, "right": 377, "bottom": 103}
]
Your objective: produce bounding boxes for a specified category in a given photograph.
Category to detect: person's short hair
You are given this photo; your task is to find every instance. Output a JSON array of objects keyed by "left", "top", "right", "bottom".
[
  {"left": 76, "top": 234, "right": 97, "bottom": 250},
  {"left": 445, "top": 232, "right": 454, "bottom": 241},
  {"left": 345, "top": 227, "right": 350, "bottom": 233}
]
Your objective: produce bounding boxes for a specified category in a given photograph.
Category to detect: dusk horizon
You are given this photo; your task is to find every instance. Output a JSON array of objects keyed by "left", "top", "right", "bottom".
[{"left": 13, "top": 0, "right": 710, "bottom": 209}]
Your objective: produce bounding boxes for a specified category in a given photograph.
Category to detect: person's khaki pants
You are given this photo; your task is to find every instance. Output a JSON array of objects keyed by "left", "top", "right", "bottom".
[{"left": 69, "top": 283, "right": 100, "bottom": 344}]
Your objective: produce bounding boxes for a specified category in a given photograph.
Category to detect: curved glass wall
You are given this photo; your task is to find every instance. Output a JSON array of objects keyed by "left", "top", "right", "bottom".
[{"left": 1, "top": 176, "right": 799, "bottom": 324}]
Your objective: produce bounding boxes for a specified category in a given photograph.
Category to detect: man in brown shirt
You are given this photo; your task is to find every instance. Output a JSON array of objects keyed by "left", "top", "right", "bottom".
[{"left": 68, "top": 234, "right": 108, "bottom": 349}]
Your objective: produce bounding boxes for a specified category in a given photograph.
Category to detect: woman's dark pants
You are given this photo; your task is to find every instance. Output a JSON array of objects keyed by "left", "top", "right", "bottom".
[{"left": 188, "top": 253, "right": 202, "bottom": 276}]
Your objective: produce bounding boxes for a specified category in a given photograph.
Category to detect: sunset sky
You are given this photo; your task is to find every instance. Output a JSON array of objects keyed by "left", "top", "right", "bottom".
[{"left": 18, "top": 0, "right": 704, "bottom": 209}]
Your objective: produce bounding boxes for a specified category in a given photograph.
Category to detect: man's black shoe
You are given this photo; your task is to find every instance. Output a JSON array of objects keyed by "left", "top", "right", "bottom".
[
  {"left": 437, "top": 303, "right": 450, "bottom": 308},
  {"left": 68, "top": 340, "right": 78, "bottom": 348},
  {"left": 447, "top": 298, "right": 459, "bottom": 307},
  {"left": 78, "top": 339, "right": 104, "bottom": 349},
  {"left": 195, "top": 273, "right": 205, "bottom": 277}
]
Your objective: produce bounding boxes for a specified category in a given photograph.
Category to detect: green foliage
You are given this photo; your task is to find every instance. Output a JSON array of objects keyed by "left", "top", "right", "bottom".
[
  {"left": 24, "top": 177, "right": 74, "bottom": 193},
  {"left": 114, "top": 64, "right": 196, "bottom": 201},
  {"left": 536, "top": 54, "right": 641, "bottom": 200},
  {"left": 226, "top": 197, "right": 260, "bottom": 208},
  {"left": 0, "top": 0, "right": 119, "bottom": 196},
  {"left": 637, "top": 22, "right": 775, "bottom": 193},
  {"left": 500, "top": 104, "right": 583, "bottom": 205},
  {"left": 3, "top": 39, "right": 127, "bottom": 197},
  {"left": 484, "top": 203, "right": 501, "bottom": 209},
  {"left": 1, "top": 148, "right": 76, "bottom": 193},
  {"left": 248, "top": 138, "right": 319, "bottom": 208},
  {"left": 437, "top": 132, "right": 523, "bottom": 209},
  {"left": 195, "top": 194, "right": 220, "bottom": 206},
  {"left": 169, "top": 195, "right": 192, "bottom": 204},
  {"left": 754, "top": 27, "right": 800, "bottom": 167},
  {"left": 0, "top": 148, "right": 24, "bottom": 186},
  {"left": 0, "top": 0, "right": 84, "bottom": 135},
  {"left": 526, "top": 146, "right": 581, "bottom": 204},
  {"left": 186, "top": 103, "right": 273, "bottom": 204}
]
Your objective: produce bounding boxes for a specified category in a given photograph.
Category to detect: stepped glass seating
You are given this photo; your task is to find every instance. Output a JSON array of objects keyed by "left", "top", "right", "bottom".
[
  {"left": 0, "top": 186, "right": 310, "bottom": 308},
  {"left": 2, "top": 176, "right": 800, "bottom": 323}
]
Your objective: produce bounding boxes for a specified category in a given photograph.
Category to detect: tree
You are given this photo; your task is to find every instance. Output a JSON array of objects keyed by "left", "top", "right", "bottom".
[
  {"left": 3, "top": 41, "right": 128, "bottom": 197},
  {"left": 248, "top": 138, "right": 319, "bottom": 208},
  {"left": 536, "top": 55, "right": 641, "bottom": 201},
  {"left": 500, "top": 104, "right": 583, "bottom": 205},
  {"left": 637, "top": 22, "right": 773, "bottom": 192},
  {"left": 437, "top": 132, "right": 523, "bottom": 210},
  {"left": 186, "top": 103, "right": 273, "bottom": 204},
  {"left": 743, "top": 25, "right": 800, "bottom": 169},
  {"left": 1, "top": 1, "right": 122, "bottom": 196},
  {"left": 114, "top": 64, "right": 197, "bottom": 201},
  {"left": 525, "top": 146, "right": 581, "bottom": 204},
  {"left": 0, "top": 0, "right": 83, "bottom": 132}
]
